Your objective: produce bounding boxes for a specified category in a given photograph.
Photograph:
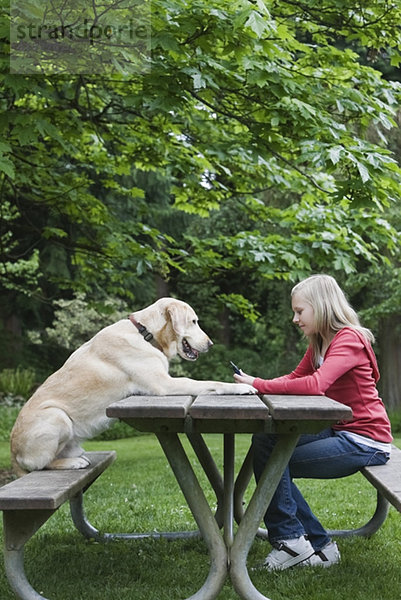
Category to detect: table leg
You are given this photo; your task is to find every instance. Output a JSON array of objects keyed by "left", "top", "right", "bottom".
[
  {"left": 187, "top": 433, "right": 225, "bottom": 528},
  {"left": 224, "top": 434, "right": 235, "bottom": 549},
  {"left": 3, "top": 509, "right": 56, "bottom": 600},
  {"left": 230, "top": 433, "right": 300, "bottom": 600},
  {"left": 157, "top": 432, "right": 228, "bottom": 600},
  {"left": 233, "top": 447, "right": 269, "bottom": 541},
  {"left": 233, "top": 445, "right": 253, "bottom": 525}
]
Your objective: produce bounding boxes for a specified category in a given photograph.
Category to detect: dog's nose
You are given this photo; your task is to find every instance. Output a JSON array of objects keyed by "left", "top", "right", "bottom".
[{"left": 207, "top": 338, "right": 213, "bottom": 349}]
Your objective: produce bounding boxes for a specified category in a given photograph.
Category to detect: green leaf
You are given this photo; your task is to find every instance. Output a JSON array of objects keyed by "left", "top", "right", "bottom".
[
  {"left": 356, "top": 161, "right": 371, "bottom": 183},
  {"left": 42, "top": 227, "right": 68, "bottom": 239},
  {"left": 0, "top": 157, "right": 15, "bottom": 179},
  {"left": 328, "top": 146, "right": 342, "bottom": 165},
  {"left": 245, "top": 11, "right": 269, "bottom": 37}
]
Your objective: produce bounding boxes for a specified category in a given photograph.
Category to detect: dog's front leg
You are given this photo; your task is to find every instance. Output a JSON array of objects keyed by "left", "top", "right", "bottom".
[{"left": 143, "top": 374, "right": 256, "bottom": 396}]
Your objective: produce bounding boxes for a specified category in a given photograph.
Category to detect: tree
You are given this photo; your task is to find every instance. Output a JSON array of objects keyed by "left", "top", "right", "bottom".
[{"left": 1, "top": 0, "right": 401, "bottom": 387}]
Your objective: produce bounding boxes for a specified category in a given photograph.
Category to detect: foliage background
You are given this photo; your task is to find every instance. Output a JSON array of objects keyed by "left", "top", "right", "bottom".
[
  {"left": 1, "top": 0, "right": 401, "bottom": 413},
  {"left": 1, "top": 7, "right": 401, "bottom": 598}
]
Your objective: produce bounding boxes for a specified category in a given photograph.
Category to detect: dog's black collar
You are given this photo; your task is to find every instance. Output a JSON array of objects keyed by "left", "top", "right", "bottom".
[{"left": 128, "top": 314, "right": 155, "bottom": 343}]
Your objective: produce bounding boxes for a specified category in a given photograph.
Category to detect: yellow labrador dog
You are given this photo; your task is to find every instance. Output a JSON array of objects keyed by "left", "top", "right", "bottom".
[{"left": 11, "top": 297, "right": 255, "bottom": 475}]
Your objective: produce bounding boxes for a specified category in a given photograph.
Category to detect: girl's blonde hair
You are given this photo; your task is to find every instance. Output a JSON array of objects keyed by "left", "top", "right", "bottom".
[{"left": 291, "top": 274, "right": 374, "bottom": 366}]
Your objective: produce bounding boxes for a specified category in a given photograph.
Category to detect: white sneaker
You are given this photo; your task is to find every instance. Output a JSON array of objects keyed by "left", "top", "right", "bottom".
[
  {"left": 301, "top": 541, "right": 341, "bottom": 568},
  {"left": 262, "top": 535, "right": 315, "bottom": 571}
]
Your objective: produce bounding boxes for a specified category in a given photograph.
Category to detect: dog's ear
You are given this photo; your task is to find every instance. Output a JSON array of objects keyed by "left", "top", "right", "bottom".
[{"left": 166, "top": 302, "right": 186, "bottom": 335}]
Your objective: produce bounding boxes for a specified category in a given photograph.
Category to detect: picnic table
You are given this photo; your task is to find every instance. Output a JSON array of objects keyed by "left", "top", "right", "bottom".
[{"left": 107, "top": 393, "right": 352, "bottom": 600}]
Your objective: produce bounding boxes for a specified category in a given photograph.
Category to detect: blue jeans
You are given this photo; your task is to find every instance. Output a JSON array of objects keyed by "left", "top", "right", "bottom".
[{"left": 252, "top": 428, "right": 390, "bottom": 551}]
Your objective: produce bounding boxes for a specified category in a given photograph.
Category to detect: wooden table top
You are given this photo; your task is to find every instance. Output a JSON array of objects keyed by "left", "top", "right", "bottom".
[{"left": 107, "top": 394, "right": 352, "bottom": 434}]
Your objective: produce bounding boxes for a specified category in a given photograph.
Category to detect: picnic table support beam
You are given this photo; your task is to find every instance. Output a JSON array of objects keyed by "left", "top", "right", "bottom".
[
  {"left": 233, "top": 446, "right": 269, "bottom": 541},
  {"left": 327, "top": 490, "right": 390, "bottom": 538},
  {"left": 70, "top": 490, "right": 200, "bottom": 542},
  {"left": 187, "top": 432, "right": 225, "bottom": 528},
  {"left": 233, "top": 445, "right": 253, "bottom": 524},
  {"left": 3, "top": 509, "right": 55, "bottom": 600},
  {"left": 157, "top": 432, "right": 228, "bottom": 600},
  {"left": 4, "top": 549, "right": 49, "bottom": 600},
  {"left": 224, "top": 434, "right": 235, "bottom": 549},
  {"left": 230, "top": 433, "right": 300, "bottom": 600}
]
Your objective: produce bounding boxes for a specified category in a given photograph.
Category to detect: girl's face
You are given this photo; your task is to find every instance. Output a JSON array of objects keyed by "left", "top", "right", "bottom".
[{"left": 291, "top": 293, "right": 316, "bottom": 337}]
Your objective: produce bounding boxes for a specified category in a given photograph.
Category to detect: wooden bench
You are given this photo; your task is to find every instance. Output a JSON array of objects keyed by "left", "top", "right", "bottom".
[
  {"left": 328, "top": 444, "right": 401, "bottom": 538},
  {"left": 0, "top": 451, "right": 116, "bottom": 600}
]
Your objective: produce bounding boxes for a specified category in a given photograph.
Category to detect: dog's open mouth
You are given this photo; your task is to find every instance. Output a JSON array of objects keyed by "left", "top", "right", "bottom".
[{"left": 182, "top": 338, "right": 199, "bottom": 360}]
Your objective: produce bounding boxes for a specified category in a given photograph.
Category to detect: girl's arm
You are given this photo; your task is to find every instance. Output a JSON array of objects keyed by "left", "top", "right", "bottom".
[
  {"left": 236, "top": 329, "right": 366, "bottom": 395},
  {"left": 234, "top": 346, "right": 314, "bottom": 390}
]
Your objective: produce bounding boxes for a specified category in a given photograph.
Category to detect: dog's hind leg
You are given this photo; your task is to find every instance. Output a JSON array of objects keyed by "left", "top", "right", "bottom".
[
  {"left": 13, "top": 407, "right": 90, "bottom": 472},
  {"left": 45, "top": 455, "right": 91, "bottom": 470},
  {"left": 47, "top": 439, "right": 91, "bottom": 470}
]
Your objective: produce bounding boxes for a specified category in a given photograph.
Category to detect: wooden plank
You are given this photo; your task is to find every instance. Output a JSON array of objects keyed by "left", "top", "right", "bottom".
[
  {"left": 0, "top": 451, "right": 116, "bottom": 510},
  {"left": 363, "top": 446, "right": 401, "bottom": 512},
  {"left": 189, "top": 395, "right": 270, "bottom": 420},
  {"left": 106, "top": 396, "right": 193, "bottom": 419},
  {"left": 262, "top": 395, "right": 353, "bottom": 421}
]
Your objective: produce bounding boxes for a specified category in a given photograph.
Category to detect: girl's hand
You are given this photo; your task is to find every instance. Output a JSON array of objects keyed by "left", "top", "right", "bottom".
[{"left": 234, "top": 372, "right": 256, "bottom": 387}]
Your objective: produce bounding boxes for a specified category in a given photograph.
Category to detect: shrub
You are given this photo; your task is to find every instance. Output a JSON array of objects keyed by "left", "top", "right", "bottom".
[
  {"left": 0, "top": 406, "right": 20, "bottom": 442},
  {"left": 28, "top": 294, "right": 129, "bottom": 353},
  {"left": 0, "top": 367, "right": 36, "bottom": 406}
]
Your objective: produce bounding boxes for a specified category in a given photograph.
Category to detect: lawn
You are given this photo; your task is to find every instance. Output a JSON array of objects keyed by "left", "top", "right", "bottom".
[{"left": 0, "top": 435, "right": 400, "bottom": 600}]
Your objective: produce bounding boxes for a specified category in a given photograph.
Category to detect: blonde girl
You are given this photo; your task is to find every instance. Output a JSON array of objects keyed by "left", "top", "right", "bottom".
[{"left": 235, "top": 274, "right": 392, "bottom": 570}]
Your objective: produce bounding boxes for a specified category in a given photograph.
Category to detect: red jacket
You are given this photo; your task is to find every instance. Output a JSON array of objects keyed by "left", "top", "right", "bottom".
[{"left": 253, "top": 327, "right": 392, "bottom": 442}]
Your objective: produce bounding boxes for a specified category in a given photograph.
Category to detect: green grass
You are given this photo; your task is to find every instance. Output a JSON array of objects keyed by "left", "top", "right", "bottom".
[{"left": 0, "top": 436, "right": 401, "bottom": 600}]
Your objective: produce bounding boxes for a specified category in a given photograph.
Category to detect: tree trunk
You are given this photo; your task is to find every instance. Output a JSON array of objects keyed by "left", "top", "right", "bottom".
[
  {"left": 1, "top": 314, "right": 23, "bottom": 368},
  {"left": 155, "top": 276, "right": 169, "bottom": 299},
  {"left": 377, "top": 317, "right": 401, "bottom": 411}
]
